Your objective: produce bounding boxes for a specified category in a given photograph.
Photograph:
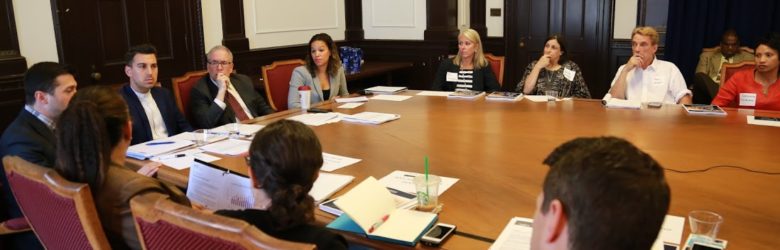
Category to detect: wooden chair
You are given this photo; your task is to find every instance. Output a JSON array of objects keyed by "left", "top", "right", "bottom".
[
  {"left": 701, "top": 46, "right": 754, "bottom": 54},
  {"left": 485, "top": 53, "right": 505, "bottom": 86},
  {"left": 172, "top": 70, "right": 209, "bottom": 122},
  {"left": 262, "top": 59, "right": 305, "bottom": 111},
  {"left": 721, "top": 61, "right": 756, "bottom": 84},
  {"left": 130, "top": 192, "right": 316, "bottom": 250},
  {"left": 2, "top": 156, "right": 110, "bottom": 249}
]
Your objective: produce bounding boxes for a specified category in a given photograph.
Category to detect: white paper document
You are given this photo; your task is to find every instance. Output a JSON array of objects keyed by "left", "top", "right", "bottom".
[
  {"left": 416, "top": 91, "right": 454, "bottom": 97},
  {"left": 211, "top": 123, "right": 265, "bottom": 136},
  {"left": 378, "top": 170, "right": 459, "bottom": 196},
  {"left": 364, "top": 86, "right": 408, "bottom": 94},
  {"left": 489, "top": 217, "right": 534, "bottom": 250},
  {"left": 370, "top": 94, "right": 413, "bottom": 101},
  {"left": 602, "top": 98, "right": 641, "bottom": 109},
  {"left": 524, "top": 95, "right": 560, "bottom": 102},
  {"left": 335, "top": 96, "right": 369, "bottom": 103},
  {"left": 152, "top": 148, "right": 221, "bottom": 170},
  {"left": 168, "top": 132, "right": 227, "bottom": 144},
  {"left": 321, "top": 152, "right": 362, "bottom": 172},
  {"left": 310, "top": 173, "right": 355, "bottom": 203},
  {"left": 187, "top": 160, "right": 354, "bottom": 209},
  {"left": 747, "top": 115, "right": 780, "bottom": 127},
  {"left": 187, "top": 160, "right": 259, "bottom": 210},
  {"left": 337, "top": 103, "right": 364, "bottom": 109},
  {"left": 287, "top": 113, "right": 341, "bottom": 126},
  {"left": 199, "top": 139, "right": 251, "bottom": 156},
  {"left": 651, "top": 215, "right": 685, "bottom": 250},
  {"left": 126, "top": 138, "right": 193, "bottom": 160},
  {"left": 341, "top": 112, "right": 400, "bottom": 125}
]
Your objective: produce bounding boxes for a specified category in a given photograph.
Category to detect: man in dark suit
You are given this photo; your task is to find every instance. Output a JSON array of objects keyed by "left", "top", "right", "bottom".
[
  {"left": 119, "top": 44, "right": 192, "bottom": 145},
  {"left": 189, "top": 45, "right": 273, "bottom": 129},
  {"left": 0, "top": 62, "right": 78, "bottom": 249}
]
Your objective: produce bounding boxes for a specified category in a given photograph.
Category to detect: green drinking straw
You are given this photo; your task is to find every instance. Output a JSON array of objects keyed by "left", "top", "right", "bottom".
[{"left": 424, "top": 156, "right": 430, "bottom": 198}]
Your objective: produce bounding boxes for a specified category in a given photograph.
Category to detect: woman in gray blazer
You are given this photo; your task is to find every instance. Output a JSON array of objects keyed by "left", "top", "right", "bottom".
[{"left": 288, "top": 33, "right": 348, "bottom": 109}]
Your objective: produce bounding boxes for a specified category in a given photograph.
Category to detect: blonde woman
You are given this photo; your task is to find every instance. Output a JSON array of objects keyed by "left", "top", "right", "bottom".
[{"left": 432, "top": 28, "right": 500, "bottom": 92}]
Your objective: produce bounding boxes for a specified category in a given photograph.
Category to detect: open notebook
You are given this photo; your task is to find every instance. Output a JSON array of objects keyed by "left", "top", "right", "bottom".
[{"left": 327, "top": 177, "right": 437, "bottom": 246}]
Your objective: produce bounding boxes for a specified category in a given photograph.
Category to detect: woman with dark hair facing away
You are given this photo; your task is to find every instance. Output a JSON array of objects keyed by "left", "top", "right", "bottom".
[
  {"left": 216, "top": 120, "right": 347, "bottom": 249},
  {"left": 432, "top": 28, "right": 501, "bottom": 92},
  {"left": 288, "top": 33, "right": 349, "bottom": 109},
  {"left": 516, "top": 35, "right": 591, "bottom": 98},
  {"left": 54, "top": 86, "right": 189, "bottom": 250},
  {"left": 712, "top": 32, "right": 780, "bottom": 111}
]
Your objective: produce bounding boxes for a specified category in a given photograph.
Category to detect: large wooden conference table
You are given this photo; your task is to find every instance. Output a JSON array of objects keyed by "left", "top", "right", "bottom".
[{"left": 132, "top": 91, "right": 780, "bottom": 249}]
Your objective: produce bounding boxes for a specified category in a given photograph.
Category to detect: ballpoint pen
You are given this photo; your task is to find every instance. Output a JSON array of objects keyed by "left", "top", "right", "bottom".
[
  {"left": 368, "top": 214, "right": 390, "bottom": 233},
  {"left": 146, "top": 141, "right": 175, "bottom": 146}
]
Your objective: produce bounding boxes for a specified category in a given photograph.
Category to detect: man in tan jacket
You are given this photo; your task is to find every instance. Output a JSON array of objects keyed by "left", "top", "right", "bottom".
[{"left": 693, "top": 30, "right": 754, "bottom": 103}]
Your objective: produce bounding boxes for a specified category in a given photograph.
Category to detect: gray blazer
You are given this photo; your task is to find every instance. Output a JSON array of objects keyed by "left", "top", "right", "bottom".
[{"left": 288, "top": 66, "right": 348, "bottom": 109}]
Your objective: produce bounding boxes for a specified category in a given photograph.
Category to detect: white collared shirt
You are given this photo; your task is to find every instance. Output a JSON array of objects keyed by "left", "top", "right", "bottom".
[
  {"left": 605, "top": 57, "right": 691, "bottom": 104},
  {"left": 24, "top": 105, "right": 55, "bottom": 130},
  {"left": 210, "top": 78, "right": 254, "bottom": 120},
  {"left": 132, "top": 89, "right": 168, "bottom": 140}
]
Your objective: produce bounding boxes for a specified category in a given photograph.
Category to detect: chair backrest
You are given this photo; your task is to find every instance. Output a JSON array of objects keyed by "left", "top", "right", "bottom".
[
  {"left": 262, "top": 59, "right": 305, "bottom": 111},
  {"left": 172, "top": 70, "right": 209, "bottom": 122},
  {"left": 2, "top": 156, "right": 110, "bottom": 250},
  {"left": 721, "top": 61, "right": 756, "bottom": 83},
  {"left": 130, "top": 193, "right": 316, "bottom": 250},
  {"left": 484, "top": 53, "right": 505, "bottom": 86}
]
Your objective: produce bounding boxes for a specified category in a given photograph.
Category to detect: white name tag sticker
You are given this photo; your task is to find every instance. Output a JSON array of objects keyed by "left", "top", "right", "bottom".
[
  {"left": 446, "top": 72, "right": 459, "bottom": 82},
  {"left": 739, "top": 93, "right": 757, "bottom": 106},
  {"left": 563, "top": 68, "right": 575, "bottom": 81}
]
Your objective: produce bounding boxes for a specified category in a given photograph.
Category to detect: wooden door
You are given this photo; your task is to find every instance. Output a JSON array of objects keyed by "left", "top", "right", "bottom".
[
  {"left": 52, "top": 0, "right": 204, "bottom": 86},
  {"left": 505, "top": 0, "right": 612, "bottom": 97}
]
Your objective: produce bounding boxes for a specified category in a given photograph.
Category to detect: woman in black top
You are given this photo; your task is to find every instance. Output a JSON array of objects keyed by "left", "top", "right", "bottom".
[
  {"left": 432, "top": 28, "right": 501, "bottom": 92},
  {"left": 516, "top": 35, "right": 591, "bottom": 98},
  {"left": 216, "top": 120, "right": 347, "bottom": 249}
]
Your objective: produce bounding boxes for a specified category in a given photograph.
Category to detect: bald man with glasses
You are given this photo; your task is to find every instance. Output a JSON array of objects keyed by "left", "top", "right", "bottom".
[{"left": 189, "top": 45, "right": 274, "bottom": 128}]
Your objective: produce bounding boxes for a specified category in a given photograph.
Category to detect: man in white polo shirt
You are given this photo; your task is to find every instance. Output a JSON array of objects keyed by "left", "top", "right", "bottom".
[{"left": 605, "top": 26, "right": 692, "bottom": 104}]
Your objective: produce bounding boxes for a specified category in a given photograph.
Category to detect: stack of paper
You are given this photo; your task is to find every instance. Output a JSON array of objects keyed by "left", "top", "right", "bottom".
[
  {"left": 210, "top": 123, "right": 266, "bottom": 136},
  {"left": 199, "top": 139, "right": 251, "bottom": 156},
  {"left": 168, "top": 131, "right": 227, "bottom": 144},
  {"left": 342, "top": 112, "right": 400, "bottom": 125},
  {"left": 365, "top": 86, "right": 408, "bottom": 94},
  {"left": 310, "top": 173, "right": 355, "bottom": 203},
  {"left": 126, "top": 138, "right": 193, "bottom": 160},
  {"left": 327, "top": 177, "right": 438, "bottom": 246},
  {"left": 378, "top": 170, "right": 459, "bottom": 197},
  {"left": 416, "top": 91, "right": 453, "bottom": 97},
  {"left": 651, "top": 215, "right": 685, "bottom": 250},
  {"left": 524, "top": 95, "right": 559, "bottom": 102},
  {"left": 489, "top": 217, "right": 534, "bottom": 250},
  {"left": 448, "top": 89, "right": 486, "bottom": 100},
  {"left": 486, "top": 91, "right": 524, "bottom": 101},
  {"left": 602, "top": 98, "right": 641, "bottom": 109},
  {"left": 747, "top": 115, "right": 780, "bottom": 127},
  {"left": 151, "top": 148, "right": 221, "bottom": 170},
  {"left": 287, "top": 113, "right": 341, "bottom": 126},
  {"left": 683, "top": 104, "right": 727, "bottom": 116},
  {"left": 187, "top": 160, "right": 356, "bottom": 210},
  {"left": 335, "top": 96, "right": 369, "bottom": 103}
]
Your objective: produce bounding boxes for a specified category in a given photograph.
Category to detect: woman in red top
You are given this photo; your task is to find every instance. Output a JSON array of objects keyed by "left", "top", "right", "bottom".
[{"left": 712, "top": 33, "right": 780, "bottom": 111}]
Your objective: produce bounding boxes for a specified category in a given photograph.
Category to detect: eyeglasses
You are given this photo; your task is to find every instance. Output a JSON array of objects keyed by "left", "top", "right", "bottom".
[{"left": 208, "top": 61, "right": 233, "bottom": 66}]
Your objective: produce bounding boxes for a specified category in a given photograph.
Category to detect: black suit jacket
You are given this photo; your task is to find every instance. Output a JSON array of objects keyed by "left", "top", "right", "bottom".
[
  {"left": 0, "top": 109, "right": 56, "bottom": 219},
  {"left": 119, "top": 84, "right": 193, "bottom": 145},
  {"left": 431, "top": 59, "right": 501, "bottom": 92},
  {"left": 189, "top": 74, "right": 274, "bottom": 128}
]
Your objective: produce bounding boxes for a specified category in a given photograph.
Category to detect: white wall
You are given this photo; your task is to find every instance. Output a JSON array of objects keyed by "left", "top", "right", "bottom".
[
  {"left": 243, "top": 0, "right": 345, "bottom": 49},
  {"left": 485, "top": 0, "right": 503, "bottom": 37},
  {"left": 613, "top": 0, "right": 638, "bottom": 39},
  {"left": 12, "top": 0, "right": 59, "bottom": 67},
  {"left": 458, "top": 0, "right": 469, "bottom": 30},
  {"left": 201, "top": 1, "right": 223, "bottom": 53},
  {"left": 362, "top": 0, "right": 426, "bottom": 40}
]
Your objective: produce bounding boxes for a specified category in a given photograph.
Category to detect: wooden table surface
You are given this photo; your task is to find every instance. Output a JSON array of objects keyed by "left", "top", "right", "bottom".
[{"left": 130, "top": 91, "right": 780, "bottom": 249}]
